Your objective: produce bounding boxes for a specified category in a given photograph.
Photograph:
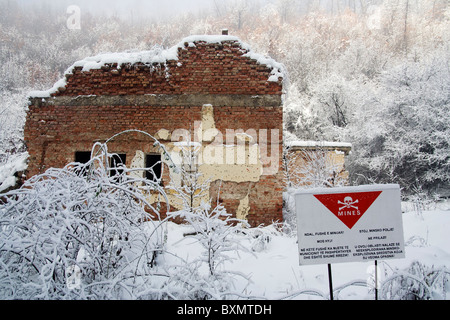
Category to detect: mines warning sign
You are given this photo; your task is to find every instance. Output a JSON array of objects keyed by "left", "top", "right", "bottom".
[{"left": 291, "top": 184, "right": 405, "bottom": 266}]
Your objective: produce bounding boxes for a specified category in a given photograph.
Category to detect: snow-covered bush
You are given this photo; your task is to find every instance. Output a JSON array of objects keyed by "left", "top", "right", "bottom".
[
  {"left": 176, "top": 203, "right": 248, "bottom": 276},
  {"left": 0, "top": 91, "right": 27, "bottom": 157},
  {"left": 166, "top": 142, "right": 210, "bottom": 213},
  {"left": 283, "top": 146, "right": 348, "bottom": 190},
  {"left": 381, "top": 261, "right": 450, "bottom": 300},
  {"left": 0, "top": 152, "right": 28, "bottom": 193},
  {"left": 161, "top": 203, "right": 250, "bottom": 300},
  {"left": 0, "top": 90, "right": 28, "bottom": 192},
  {"left": 348, "top": 52, "right": 450, "bottom": 196},
  {"left": 162, "top": 143, "right": 251, "bottom": 299},
  {"left": 0, "top": 130, "right": 254, "bottom": 300},
  {"left": 0, "top": 140, "right": 170, "bottom": 299}
]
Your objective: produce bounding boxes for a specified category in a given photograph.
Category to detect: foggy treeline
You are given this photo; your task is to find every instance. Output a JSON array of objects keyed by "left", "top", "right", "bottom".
[{"left": 1, "top": 0, "right": 449, "bottom": 197}]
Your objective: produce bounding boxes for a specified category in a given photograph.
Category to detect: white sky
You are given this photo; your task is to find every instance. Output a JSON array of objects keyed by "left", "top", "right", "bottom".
[
  {"left": 15, "top": 0, "right": 349, "bottom": 22},
  {"left": 17, "top": 0, "right": 216, "bottom": 21}
]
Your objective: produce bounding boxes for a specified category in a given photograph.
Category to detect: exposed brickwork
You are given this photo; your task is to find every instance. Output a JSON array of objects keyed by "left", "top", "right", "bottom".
[
  {"left": 25, "top": 104, "right": 203, "bottom": 173},
  {"left": 54, "top": 41, "right": 282, "bottom": 97},
  {"left": 24, "top": 37, "right": 284, "bottom": 227}
]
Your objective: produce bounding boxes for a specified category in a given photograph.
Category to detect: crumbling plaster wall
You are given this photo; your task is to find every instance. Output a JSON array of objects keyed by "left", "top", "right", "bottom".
[
  {"left": 130, "top": 104, "right": 268, "bottom": 221},
  {"left": 24, "top": 36, "right": 285, "bottom": 226}
]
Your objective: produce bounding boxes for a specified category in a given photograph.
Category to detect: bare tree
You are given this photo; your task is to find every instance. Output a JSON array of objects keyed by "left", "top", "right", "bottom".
[
  {"left": 283, "top": 146, "right": 348, "bottom": 189},
  {"left": 167, "top": 142, "right": 210, "bottom": 213}
]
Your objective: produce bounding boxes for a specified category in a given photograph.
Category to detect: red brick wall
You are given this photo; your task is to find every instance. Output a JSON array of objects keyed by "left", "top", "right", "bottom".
[
  {"left": 56, "top": 41, "right": 282, "bottom": 97},
  {"left": 25, "top": 104, "right": 203, "bottom": 172},
  {"left": 25, "top": 38, "right": 284, "bottom": 226}
]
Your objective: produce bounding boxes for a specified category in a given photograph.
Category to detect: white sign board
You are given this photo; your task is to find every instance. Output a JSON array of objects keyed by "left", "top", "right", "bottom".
[{"left": 293, "top": 184, "right": 405, "bottom": 266}]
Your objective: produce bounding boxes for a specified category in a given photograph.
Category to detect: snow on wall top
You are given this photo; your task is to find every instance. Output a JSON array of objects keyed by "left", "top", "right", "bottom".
[
  {"left": 29, "top": 35, "right": 286, "bottom": 98},
  {"left": 286, "top": 141, "right": 353, "bottom": 149}
]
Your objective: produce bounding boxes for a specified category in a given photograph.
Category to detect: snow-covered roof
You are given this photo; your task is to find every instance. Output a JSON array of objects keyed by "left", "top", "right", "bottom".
[{"left": 29, "top": 35, "right": 286, "bottom": 99}]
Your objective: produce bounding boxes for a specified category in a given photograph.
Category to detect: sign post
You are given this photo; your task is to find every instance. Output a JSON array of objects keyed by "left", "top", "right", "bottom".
[
  {"left": 291, "top": 184, "right": 405, "bottom": 299},
  {"left": 327, "top": 264, "right": 334, "bottom": 300},
  {"left": 375, "top": 260, "right": 379, "bottom": 300}
]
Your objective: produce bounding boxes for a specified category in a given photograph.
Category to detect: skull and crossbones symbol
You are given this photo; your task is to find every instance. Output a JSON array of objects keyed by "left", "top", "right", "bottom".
[{"left": 338, "top": 196, "right": 359, "bottom": 211}]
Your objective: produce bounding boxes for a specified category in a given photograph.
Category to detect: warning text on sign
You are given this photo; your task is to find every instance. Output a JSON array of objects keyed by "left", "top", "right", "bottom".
[{"left": 291, "top": 184, "right": 405, "bottom": 266}]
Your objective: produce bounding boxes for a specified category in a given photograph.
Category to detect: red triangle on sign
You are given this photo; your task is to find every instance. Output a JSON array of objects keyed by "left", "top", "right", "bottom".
[{"left": 314, "top": 191, "right": 382, "bottom": 229}]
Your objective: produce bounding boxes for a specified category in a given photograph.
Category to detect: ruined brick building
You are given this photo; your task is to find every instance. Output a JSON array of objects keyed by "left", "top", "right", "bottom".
[{"left": 25, "top": 34, "right": 286, "bottom": 226}]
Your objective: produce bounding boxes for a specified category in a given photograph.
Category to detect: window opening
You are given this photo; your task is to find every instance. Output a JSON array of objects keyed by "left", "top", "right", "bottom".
[
  {"left": 110, "top": 154, "right": 126, "bottom": 177},
  {"left": 74, "top": 151, "right": 91, "bottom": 176},
  {"left": 146, "top": 154, "right": 162, "bottom": 182},
  {"left": 75, "top": 151, "right": 91, "bottom": 164}
]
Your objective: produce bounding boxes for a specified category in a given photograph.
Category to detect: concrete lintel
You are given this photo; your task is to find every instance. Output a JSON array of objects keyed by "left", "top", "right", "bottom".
[
  {"left": 29, "top": 94, "right": 282, "bottom": 108},
  {"left": 288, "top": 145, "right": 352, "bottom": 156}
]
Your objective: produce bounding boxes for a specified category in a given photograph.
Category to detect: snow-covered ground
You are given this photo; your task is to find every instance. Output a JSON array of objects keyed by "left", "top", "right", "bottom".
[
  {"left": 1, "top": 151, "right": 449, "bottom": 300},
  {"left": 0, "top": 152, "right": 28, "bottom": 192},
  {"left": 166, "top": 200, "right": 450, "bottom": 300}
]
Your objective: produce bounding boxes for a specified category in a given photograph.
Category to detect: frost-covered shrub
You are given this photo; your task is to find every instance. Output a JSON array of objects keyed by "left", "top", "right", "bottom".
[
  {"left": 0, "top": 132, "right": 254, "bottom": 300},
  {"left": 0, "top": 142, "right": 169, "bottom": 299},
  {"left": 156, "top": 145, "right": 252, "bottom": 299},
  {"left": 166, "top": 143, "right": 210, "bottom": 214},
  {"left": 176, "top": 203, "right": 248, "bottom": 276},
  {"left": 381, "top": 261, "right": 450, "bottom": 300},
  {"left": 348, "top": 52, "right": 450, "bottom": 196},
  {"left": 163, "top": 202, "right": 251, "bottom": 300},
  {"left": 0, "top": 90, "right": 28, "bottom": 192}
]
